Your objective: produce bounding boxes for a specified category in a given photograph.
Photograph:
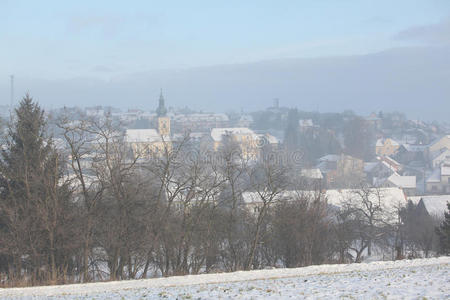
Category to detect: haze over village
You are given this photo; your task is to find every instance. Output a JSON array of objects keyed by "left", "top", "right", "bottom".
[{"left": 0, "top": 1, "right": 449, "bottom": 299}]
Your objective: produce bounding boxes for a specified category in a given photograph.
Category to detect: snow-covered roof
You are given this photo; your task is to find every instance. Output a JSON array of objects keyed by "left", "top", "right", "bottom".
[
  {"left": 173, "top": 113, "right": 229, "bottom": 122},
  {"left": 324, "top": 187, "right": 406, "bottom": 215},
  {"left": 378, "top": 156, "right": 401, "bottom": 172},
  {"left": 125, "top": 129, "right": 164, "bottom": 143},
  {"left": 396, "top": 135, "right": 418, "bottom": 145},
  {"left": 172, "top": 132, "right": 208, "bottom": 142},
  {"left": 380, "top": 161, "right": 398, "bottom": 173},
  {"left": 318, "top": 154, "right": 340, "bottom": 162},
  {"left": 387, "top": 172, "right": 416, "bottom": 189},
  {"left": 210, "top": 128, "right": 255, "bottom": 142},
  {"left": 402, "top": 144, "right": 427, "bottom": 152},
  {"left": 299, "top": 119, "right": 314, "bottom": 127},
  {"left": 407, "top": 196, "right": 422, "bottom": 205},
  {"left": 300, "top": 168, "right": 323, "bottom": 179},
  {"left": 409, "top": 195, "right": 450, "bottom": 219},
  {"left": 376, "top": 138, "right": 399, "bottom": 147},
  {"left": 429, "top": 135, "right": 450, "bottom": 148},
  {"left": 242, "top": 188, "right": 407, "bottom": 221},
  {"left": 388, "top": 139, "right": 400, "bottom": 146},
  {"left": 421, "top": 197, "right": 449, "bottom": 219},
  {"left": 431, "top": 148, "right": 450, "bottom": 161}
]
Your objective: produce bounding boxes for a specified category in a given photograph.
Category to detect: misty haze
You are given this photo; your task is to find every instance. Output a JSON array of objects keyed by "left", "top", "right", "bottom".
[{"left": 0, "top": 1, "right": 449, "bottom": 299}]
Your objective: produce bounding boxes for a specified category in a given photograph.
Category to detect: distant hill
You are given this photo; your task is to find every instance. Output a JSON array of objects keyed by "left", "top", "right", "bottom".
[{"left": 2, "top": 46, "right": 449, "bottom": 121}]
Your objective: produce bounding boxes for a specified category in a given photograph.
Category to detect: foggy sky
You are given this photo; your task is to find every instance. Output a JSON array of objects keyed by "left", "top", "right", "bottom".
[{"left": 1, "top": 2, "right": 450, "bottom": 121}]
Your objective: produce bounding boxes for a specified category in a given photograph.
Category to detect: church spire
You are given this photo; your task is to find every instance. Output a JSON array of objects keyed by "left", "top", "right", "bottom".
[{"left": 156, "top": 88, "right": 167, "bottom": 117}]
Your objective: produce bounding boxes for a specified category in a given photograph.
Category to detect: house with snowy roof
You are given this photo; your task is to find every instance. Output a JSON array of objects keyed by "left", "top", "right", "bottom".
[
  {"left": 242, "top": 187, "right": 407, "bottom": 224},
  {"left": 364, "top": 160, "right": 396, "bottom": 185},
  {"left": 394, "top": 143, "right": 427, "bottom": 165},
  {"left": 376, "top": 138, "right": 400, "bottom": 156},
  {"left": 125, "top": 90, "right": 172, "bottom": 159},
  {"left": 125, "top": 128, "right": 171, "bottom": 159},
  {"left": 376, "top": 172, "right": 416, "bottom": 196},
  {"left": 172, "top": 113, "right": 230, "bottom": 132},
  {"left": 427, "top": 135, "right": 450, "bottom": 161},
  {"left": 298, "top": 119, "right": 319, "bottom": 132},
  {"left": 426, "top": 163, "right": 450, "bottom": 194},
  {"left": 408, "top": 195, "right": 449, "bottom": 220},
  {"left": 431, "top": 148, "right": 450, "bottom": 168},
  {"left": 299, "top": 168, "right": 324, "bottom": 187},
  {"left": 378, "top": 155, "right": 402, "bottom": 173},
  {"left": 210, "top": 127, "right": 278, "bottom": 160},
  {"left": 316, "top": 154, "right": 364, "bottom": 187}
]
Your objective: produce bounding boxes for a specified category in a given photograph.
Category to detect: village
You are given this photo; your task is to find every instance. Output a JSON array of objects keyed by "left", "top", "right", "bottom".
[{"left": 44, "top": 91, "right": 450, "bottom": 219}]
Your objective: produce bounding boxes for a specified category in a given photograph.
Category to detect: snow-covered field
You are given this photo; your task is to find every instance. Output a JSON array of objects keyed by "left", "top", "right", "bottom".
[{"left": 1, "top": 257, "right": 449, "bottom": 299}]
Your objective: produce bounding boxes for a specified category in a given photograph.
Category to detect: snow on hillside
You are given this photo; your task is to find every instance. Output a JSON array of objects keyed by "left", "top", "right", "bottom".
[{"left": 1, "top": 257, "right": 449, "bottom": 299}]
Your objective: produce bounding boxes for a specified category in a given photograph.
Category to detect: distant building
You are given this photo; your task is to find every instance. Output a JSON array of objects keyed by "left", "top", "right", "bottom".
[
  {"left": 237, "top": 114, "right": 253, "bottom": 127},
  {"left": 427, "top": 135, "right": 450, "bottom": 160},
  {"left": 426, "top": 163, "right": 450, "bottom": 194},
  {"left": 365, "top": 112, "right": 381, "bottom": 129},
  {"left": 210, "top": 127, "right": 278, "bottom": 160},
  {"left": 242, "top": 187, "right": 406, "bottom": 223},
  {"left": 126, "top": 90, "right": 172, "bottom": 158},
  {"left": 155, "top": 89, "right": 168, "bottom": 117},
  {"left": 377, "top": 172, "right": 416, "bottom": 196},
  {"left": 172, "top": 113, "right": 229, "bottom": 132},
  {"left": 431, "top": 148, "right": 450, "bottom": 168},
  {"left": 125, "top": 128, "right": 171, "bottom": 158},
  {"left": 376, "top": 138, "right": 400, "bottom": 156},
  {"left": 85, "top": 106, "right": 105, "bottom": 118},
  {"left": 317, "top": 154, "right": 364, "bottom": 187},
  {"left": 364, "top": 161, "right": 395, "bottom": 185},
  {"left": 409, "top": 195, "right": 450, "bottom": 220},
  {"left": 394, "top": 143, "right": 427, "bottom": 165},
  {"left": 378, "top": 155, "right": 402, "bottom": 173},
  {"left": 300, "top": 168, "right": 323, "bottom": 187},
  {"left": 298, "top": 119, "right": 318, "bottom": 132}
]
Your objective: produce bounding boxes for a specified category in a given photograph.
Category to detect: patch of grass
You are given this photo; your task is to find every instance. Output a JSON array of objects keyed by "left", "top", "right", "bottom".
[{"left": 158, "top": 291, "right": 169, "bottom": 298}]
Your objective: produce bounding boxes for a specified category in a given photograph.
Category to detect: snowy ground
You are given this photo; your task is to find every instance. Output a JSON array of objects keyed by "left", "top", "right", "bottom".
[{"left": 0, "top": 257, "right": 449, "bottom": 299}]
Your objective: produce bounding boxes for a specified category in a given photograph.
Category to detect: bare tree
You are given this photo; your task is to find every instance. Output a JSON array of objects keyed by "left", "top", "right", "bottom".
[
  {"left": 271, "top": 191, "right": 330, "bottom": 267},
  {"left": 57, "top": 112, "right": 105, "bottom": 282},
  {"left": 342, "top": 186, "right": 392, "bottom": 261},
  {"left": 215, "top": 137, "right": 249, "bottom": 271},
  {"left": 244, "top": 158, "right": 290, "bottom": 270}
]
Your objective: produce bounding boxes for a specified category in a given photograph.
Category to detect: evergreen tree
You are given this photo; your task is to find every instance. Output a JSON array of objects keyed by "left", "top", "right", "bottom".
[
  {"left": 0, "top": 94, "right": 76, "bottom": 283},
  {"left": 436, "top": 203, "right": 450, "bottom": 255}
]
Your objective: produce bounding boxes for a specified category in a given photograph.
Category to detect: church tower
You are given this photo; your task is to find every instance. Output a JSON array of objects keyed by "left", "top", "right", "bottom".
[
  {"left": 156, "top": 88, "right": 167, "bottom": 117},
  {"left": 156, "top": 89, "right": 170, "bottom": 136}
]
